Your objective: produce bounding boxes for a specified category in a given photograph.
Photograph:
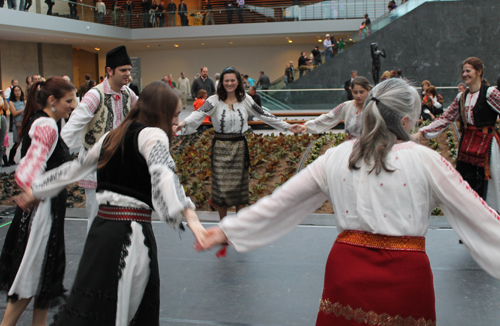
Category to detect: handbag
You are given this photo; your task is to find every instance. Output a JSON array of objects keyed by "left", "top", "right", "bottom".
[{"left": 457, "top": 127, "right": 493, "bottom": 167}]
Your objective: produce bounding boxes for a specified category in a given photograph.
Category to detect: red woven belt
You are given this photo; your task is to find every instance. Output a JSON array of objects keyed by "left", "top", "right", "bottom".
[{"left": 97, "top": 205, "right": 152, "bottom": 223}]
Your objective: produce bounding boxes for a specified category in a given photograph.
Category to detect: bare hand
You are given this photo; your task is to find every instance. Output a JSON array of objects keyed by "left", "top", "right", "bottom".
[
  {"left": 412, "top": 131, "right": 423, "bottom": 143},
  {"left": 173, "top": 121, "right": 186, "bottom": 134},
  {"left": 13, "top": 187, "right": 39, "bottom": 212},
  {"left": 194, "top": 226, "right": 227, "bottom": 251},
  {"left": 289, "top": 124, "right": 307, "bottom": 134}
]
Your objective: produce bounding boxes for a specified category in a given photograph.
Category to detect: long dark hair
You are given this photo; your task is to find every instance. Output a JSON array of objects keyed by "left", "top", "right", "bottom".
[
  {"left": 9, "top": 85, "right": 24, "bottom": 102},
  {"left": 20, "top": 77, "right": 74, "bottom": 138},
  {"left": 98, "top": 81, "right": 181, "bottom": 169},
  {"left": 216, "top": 67, "right": 246, "bottom": 102}
]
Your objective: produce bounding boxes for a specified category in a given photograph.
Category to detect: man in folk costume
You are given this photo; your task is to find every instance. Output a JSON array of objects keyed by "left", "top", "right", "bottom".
[{"left": 61, "top": 45, "right": 138, "bottom": 231}]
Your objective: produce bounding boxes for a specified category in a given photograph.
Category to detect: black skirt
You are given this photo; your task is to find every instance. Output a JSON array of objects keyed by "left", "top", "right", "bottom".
[
  {"left": 0, "top": 191, "right": 67, "bottom": 309},
  {"left": 51, "top": 217, "right": 160, "bottom": 326}
]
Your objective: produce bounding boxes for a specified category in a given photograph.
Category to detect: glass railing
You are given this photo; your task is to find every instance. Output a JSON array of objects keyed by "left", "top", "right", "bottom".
[
  {"left": 259, "top": 86, "right": 461, "bottom": 111},
  {"left": 344, "top": 0, "right": 460, "bottom": 48},
  {"left": 4, "top": 0, "right": 390, "bottom": 28}
]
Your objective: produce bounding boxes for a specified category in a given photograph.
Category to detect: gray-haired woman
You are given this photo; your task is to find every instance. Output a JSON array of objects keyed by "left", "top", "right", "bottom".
[{"left": 198, "top": 78, "right": 500, "bottom": 325}]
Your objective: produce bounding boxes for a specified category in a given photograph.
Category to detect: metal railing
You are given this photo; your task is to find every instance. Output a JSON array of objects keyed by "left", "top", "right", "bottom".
[
  {"left": 258, "top": 86, "right": 461, "bottom": 111},
  {"left": 6, "top": 0, "right": 390, "bottom": 28}
]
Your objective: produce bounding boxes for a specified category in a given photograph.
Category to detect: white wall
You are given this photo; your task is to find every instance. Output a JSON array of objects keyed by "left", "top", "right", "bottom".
[{"left": 128, "top": 44, "right": 318, "bottom": 90}]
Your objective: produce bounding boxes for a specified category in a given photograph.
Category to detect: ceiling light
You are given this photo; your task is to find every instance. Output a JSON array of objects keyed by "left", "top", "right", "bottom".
[
  {"left": 229, "top": 42, "right": 233, "bottom": 44},
  {"left": 94, "top": 47, "right": 100, "bottom": 51},
  {"left": 174, "top": 44, "right": 179, "bottom": 47},
  {"left": 201, "top": 43, "right": 205, "bottom": 45},
  {"left": 288, "top": 40, "right": 293, "bottom": 43},
  {"left": 147, "top": 45, "right": 150, "bottom": 48},
  {"left": 318, "top": 39, "right": 322, "bottom": 42}
]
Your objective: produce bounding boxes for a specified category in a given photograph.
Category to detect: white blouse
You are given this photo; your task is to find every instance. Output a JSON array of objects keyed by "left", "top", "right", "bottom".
[
  {"left": 219, "top": 140, "right": 500, "bottom": 279},
  {"left": 31, "top": 127, "right": 194, "bottom": 228},
  {"left": 181, "top": 94, "right": 290, "bottom": 134},
  {"left": 420, "top": 87, "right": 500, "bottom": 138},
  {"left": 305, "top": 100, "right": 362, "bottom": 136}
]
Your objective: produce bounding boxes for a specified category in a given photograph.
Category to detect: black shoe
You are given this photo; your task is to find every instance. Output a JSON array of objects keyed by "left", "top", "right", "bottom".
[{"left": 458, "top": 239, "right": 463, "bottom": 244}]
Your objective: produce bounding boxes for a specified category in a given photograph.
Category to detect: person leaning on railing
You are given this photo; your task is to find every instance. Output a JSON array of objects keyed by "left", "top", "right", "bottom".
[
  {"left": 96, "top": 0, "right": 106, "bottom": 24},
  {"left": 204, "top": 0, "right": 214, "bottom": 25},
  {"left": 123, "top": 0, "right": 134, "bottom": 28}
]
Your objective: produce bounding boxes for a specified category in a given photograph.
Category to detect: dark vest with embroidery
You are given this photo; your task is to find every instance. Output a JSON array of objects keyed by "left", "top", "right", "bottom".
[
  {"left": 82, "top": 83, "right": 131, "bottom": 150},
  {"left": 21, "top": 111, "right": 70, "bottom": 171},
  {"left": 97, "top": 121, "right": 153, "bottom": 208},
  {"left": 460, "top": 84, "right": 497, "bottom": 133}
]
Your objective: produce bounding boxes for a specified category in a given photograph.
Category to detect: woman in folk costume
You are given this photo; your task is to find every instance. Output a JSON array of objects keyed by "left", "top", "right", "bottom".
[
  {"left": 61, "top": 45, "right": 138, "bottom": 232},
  {"left": 416, "top": 57, "right": 500, "bottom": 210},
  {"left": 197, "top": 79, "right": 500, "bottom": 325},
  {"left": 0, "top": 77, "right": 75, "bottom": 326},
  {"left": 289, "top": 77, "right": 372, "bottom": 138},
  {"left": 16, "top": 82, "right": 207, "bottom": 325},
  {"left": 176, "top": 67, "right": 291, "bottom": 220}
]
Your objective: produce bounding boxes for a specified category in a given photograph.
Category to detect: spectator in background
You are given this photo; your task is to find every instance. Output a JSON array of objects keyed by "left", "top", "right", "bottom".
[
  {"left": 497, "top": 75, "right": 500, "bottom": 90},
  {"left": 99, "top": 76, "right": 104, "bottom": 83},
  {"left": 236, "top": 0, "right": 244, "bottom": 23},
  {"left": 112, "top": 0, "right": 120, "bottom": 25},
  {"left": 458, "top": 83, "right": 467, "bottom": 93},
  {"left": 178, "top": 0, "right": 188, "bottom": 26},
  {"left": 167, "top": 74, "right": 177, "bottom": 88},
  {"left": 80, "top": 74, "right": 91, "bottom": 101},
  {"left": 124, "top": 0, "right": 134, "bottom": 27},
  {"left": 344, "top": 70, "right": 357, "bottom": 100},
  {"left": 4, "top": 79, "right": 18, "bottom": 100},
  {"left": 150, "top": 0, "right": 158, "bottom": 27},
  {"left": 390, "top": 70, "right": 397, "bottom": 78},
  {"left": 214, "top": 73, "right": 220, "bottom": 89},
  {"left": 397, "top": 69, "right": 403, "bottom": 79},
  {"left": 0, "top": 92, "right": 6, "bottom": 170},
  {"left": 68, "top": 0, "right": 81, "bottom": 18},
  {"left": 364, "top": 13, "right": 371, "bottom": 27},
  {"left": 25, "top": 76, "right": 32, "bottom": 94},
  {"left": 284, "top": 63, "right": 293, "bottom": 86},
  {"left": 244, "top": 75, "right": 256, "bottom": 87},
  {"left": 331, "top": 35, "right": 338, "bottom": 57},
  {"left": 193, "top": 89, "right": 210, "bottom": 126},
  {"left": 298, "top": 52, "right": 310, "bottom": 78},
  {"left": 311, "top": 45, "right": 322, "bottom": 67},
  {"left": 225, "top": 0, "right": 234, "bottom": 23},
  {"left": 248, "top": 86, "right": 261, "bottom": 107},
  {"left": 141, "top": 0, "right": 151, "bottom": 27},
  {"left": 421, "top": 80, "right": 431, "bottom": 98},
  {"left": 159, "top": 2, "right": 165, "bottom": 26},
  {"left": 338, "top": 37, "right": 345, "bottom": 54},
  {"left": 421, "top": 85, "right": 444, "bottom": 120},
  {"left": 167, "top": 0, "right": 176, "bottom": 26},
  {"left": 8, "top": 85, "right": 25, "bottom": 165},
  {"left": 24, "top": 0, "right": 32, "bottom": 11},
  {"left": 256, "top": 71, "right": 271, "bottom": 90},
  {"left": 323, "top": 34, "right": 333, "bottom": 62},
  {"left": 388, "top": 0, "right": 397, "bottom": 12},
  {"left": 359, "top": 22, "right": 368, "bottom": 39},
  {"left": 6, "top": 0, "right": 16, "bottom": 10},
  {"left": 205, "top": 0, "right": 214, "bottom": 25},
  {"left": 45, "top": 0, "right": 54, "bottom": 14},
  {"left": 380, "top": 70, "right": 391, "bottom": 82},
  {"left": 191, "top": 67, "right": 215, "bottom": 98},
  {"left": 177, "top": 72, "right": 190, "bottom": 110},
  {"left": 96, "top": 0, "right": 106, "bottom": 24}
]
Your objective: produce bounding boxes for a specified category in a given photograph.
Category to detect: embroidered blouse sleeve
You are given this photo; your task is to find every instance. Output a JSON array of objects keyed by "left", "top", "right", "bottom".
[
  {"left": 305, "top": 101, "right": 348, "bottom": 134},
  {"left": 181, "top": 95, "right": 218, "bottom": 135},
  {"left": 219, "top": 153, "right": 330, "bottom": 252},
  {"left": 420, "top": 146, "right": 500, "bottom": 279},
  {"left": 245, "top": 95, "right": 290, "bottom": 131},
  {"left": 486, "top": 87, "right": 500, "bottom": 115},
  {"left": 129, "top": 86, "right": 139, "bottom": 106},
  {"left": 61, "top": 89, "right": 101, "bottom": 148},
  {"left": 15, "top": 118, "right": 58, "bottom": 190},
  {"left": 420, "top": 93, "right": 461, "bottom": 138},
  {"left": 138, "top": 128, "right": 195, "bottom": 228},
  {"left": 31, "top": 131, "right": 106, "bottom": 199}
]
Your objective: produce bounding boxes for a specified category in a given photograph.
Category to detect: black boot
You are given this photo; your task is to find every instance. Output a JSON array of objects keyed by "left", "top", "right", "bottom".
[
  {"left": 2, "top": 154, "right": 10, "bottom": 167},
  {"left": 8, "top": 148, "right": 16, "bottom": 165}
]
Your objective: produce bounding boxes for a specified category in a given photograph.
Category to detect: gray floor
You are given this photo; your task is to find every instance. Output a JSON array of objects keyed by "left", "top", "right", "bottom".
[{"left": 0, "top": 214, "right": 500, "bottom": 326}]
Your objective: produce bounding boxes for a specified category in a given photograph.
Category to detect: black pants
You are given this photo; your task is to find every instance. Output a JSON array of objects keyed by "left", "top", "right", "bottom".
[
  {"left": 46, "top": 2, "right": 53, "bottom": 15},
  {"left": 236, "top": 7, "right": 243, "bottom": 23},
  {"left": 226, "top": 9, "right": 233, "bottom": 23},
  {"left": 69, "top": 3, "right": 77, "bottom": 18},
  {"left": 24, "top": 1, "right": 31, "bottom": 10}
]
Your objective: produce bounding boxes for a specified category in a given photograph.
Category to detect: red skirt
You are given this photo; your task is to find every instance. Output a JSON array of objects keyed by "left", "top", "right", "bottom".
[{"left": 316, "top": 230, "right": 436, "bottom": 326}]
